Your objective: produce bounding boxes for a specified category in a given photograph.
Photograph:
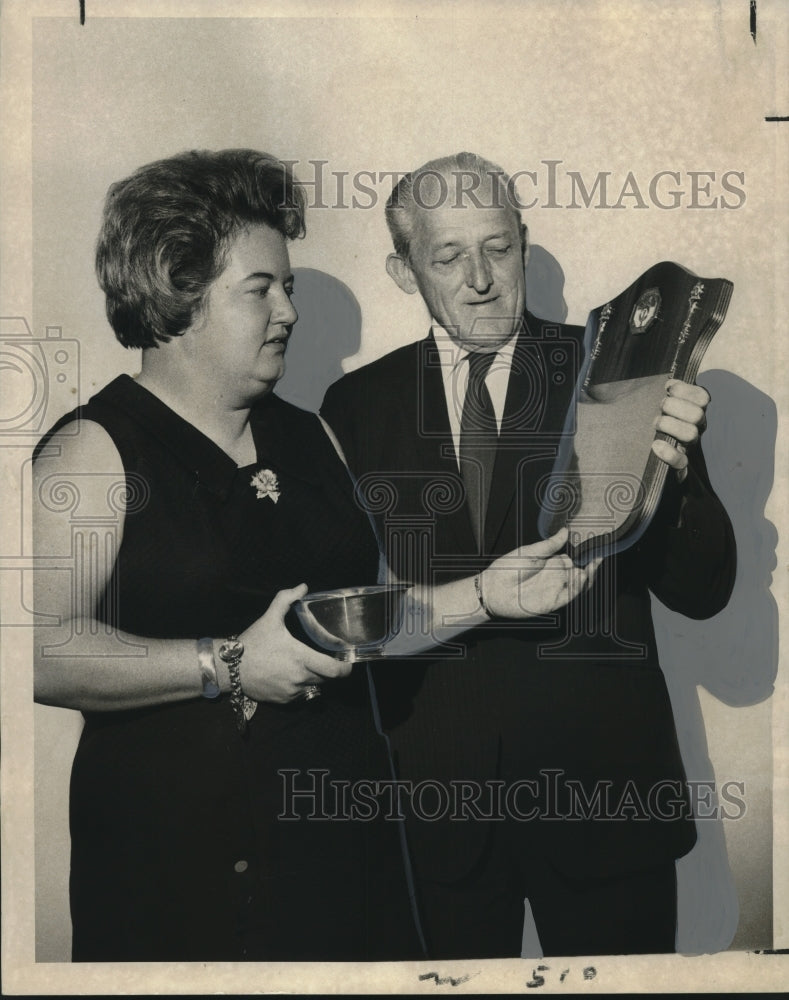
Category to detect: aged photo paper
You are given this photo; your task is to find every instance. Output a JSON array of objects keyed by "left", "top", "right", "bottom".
[{"left": 1, "top": 0, "right": 787, "bottom": 993}]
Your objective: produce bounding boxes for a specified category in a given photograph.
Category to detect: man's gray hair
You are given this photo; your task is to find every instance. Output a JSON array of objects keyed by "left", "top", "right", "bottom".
[{"left": 385, "top": 151, "right": 523, "bottom": 260}]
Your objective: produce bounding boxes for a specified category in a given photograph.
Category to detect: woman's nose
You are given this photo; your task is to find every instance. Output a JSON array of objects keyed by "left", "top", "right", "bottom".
[{"left": 275, "top": 291, "right": 298, "bottom": 326}]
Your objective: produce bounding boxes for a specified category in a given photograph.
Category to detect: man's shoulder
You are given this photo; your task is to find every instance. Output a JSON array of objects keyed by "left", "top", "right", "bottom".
[
  {"left": 522, "top": 311, "right": 585, "bottom": 342},
  {"left": 323, "top": 337, "right": 425, "bottom": 406},
  {"left": 320, "top": 337, "right": 428, "bottom": 466}
]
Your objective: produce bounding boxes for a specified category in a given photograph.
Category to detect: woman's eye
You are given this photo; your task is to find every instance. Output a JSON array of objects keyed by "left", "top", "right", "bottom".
[{"left": 252, "top": 287, "right": 270, "bottom": 298}]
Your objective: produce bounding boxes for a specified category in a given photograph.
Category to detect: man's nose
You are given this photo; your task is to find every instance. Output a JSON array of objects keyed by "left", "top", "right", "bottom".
[{"left": 462, "top": 251, "right": 493, "bottom": 292}]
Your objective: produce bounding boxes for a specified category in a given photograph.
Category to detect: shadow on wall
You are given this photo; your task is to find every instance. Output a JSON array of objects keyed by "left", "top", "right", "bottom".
[
  {"left": 525, "top": 244, "right": 569, "bottom": 324},
  {"left": 275, "top": 268, "right": 362, "bottom": 413},
  {"left": 654, "top": 370, "right": 778, "bottom": 954}
]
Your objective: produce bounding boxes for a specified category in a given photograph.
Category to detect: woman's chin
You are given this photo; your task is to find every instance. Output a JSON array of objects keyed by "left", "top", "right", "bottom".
[{"left": 252, "top": 367, "right": 284, "bottom": 396}]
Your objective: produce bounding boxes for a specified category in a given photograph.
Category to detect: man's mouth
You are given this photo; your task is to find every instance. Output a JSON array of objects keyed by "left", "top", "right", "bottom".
[{"left": 467, "top": 296, "right": 499, "bottom": 306}]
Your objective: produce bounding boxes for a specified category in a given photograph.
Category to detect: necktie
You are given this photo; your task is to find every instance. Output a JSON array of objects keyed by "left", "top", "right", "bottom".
[{"left": 459, "top": 350, "right": 498, "bottom": 547}]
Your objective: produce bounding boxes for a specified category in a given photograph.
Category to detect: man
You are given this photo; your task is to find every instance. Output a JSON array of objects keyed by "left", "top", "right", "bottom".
[{"left": 321, "top": 152, "right": 735, "bottom": 958}]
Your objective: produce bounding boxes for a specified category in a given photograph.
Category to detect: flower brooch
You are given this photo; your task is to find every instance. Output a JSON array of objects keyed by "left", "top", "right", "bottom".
[{"left": 250, "top": 468, "right": 280, "bottom": 503}]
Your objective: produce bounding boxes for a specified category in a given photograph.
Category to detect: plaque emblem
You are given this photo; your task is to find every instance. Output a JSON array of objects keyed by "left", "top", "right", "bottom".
[{"left": 629, "top": 287, "right": 661, "bottom": 335}]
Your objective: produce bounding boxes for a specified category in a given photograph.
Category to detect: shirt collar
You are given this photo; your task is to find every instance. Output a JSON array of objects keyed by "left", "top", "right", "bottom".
[{"left": 431, "top": 320, "right": 520, "bottom": 383}]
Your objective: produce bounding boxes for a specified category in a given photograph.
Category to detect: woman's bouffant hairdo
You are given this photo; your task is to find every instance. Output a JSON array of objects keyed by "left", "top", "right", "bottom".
[{"left": 96, "top": 149, "right": 306, "bottom": 349}]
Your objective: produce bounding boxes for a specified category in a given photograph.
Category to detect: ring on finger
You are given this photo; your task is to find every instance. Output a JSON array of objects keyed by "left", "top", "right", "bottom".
[{"left": 303, "top": 684, "right": 322, "bottom": 701}]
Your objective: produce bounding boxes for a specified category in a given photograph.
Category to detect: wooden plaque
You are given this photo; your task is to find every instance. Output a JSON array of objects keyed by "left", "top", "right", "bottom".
[{"left": 538, "top": 261, "right": 733, "bottom": 563}]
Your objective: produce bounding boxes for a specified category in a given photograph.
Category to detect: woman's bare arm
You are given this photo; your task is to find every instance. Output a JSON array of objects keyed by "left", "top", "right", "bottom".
[{"left": 33, "top": 421, "right": 347, "bottom": 711}]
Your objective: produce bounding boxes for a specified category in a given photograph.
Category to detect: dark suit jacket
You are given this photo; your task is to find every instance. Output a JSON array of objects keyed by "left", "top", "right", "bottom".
[{"left": 321, "top": 312, "right": 736, "bottom": 884}]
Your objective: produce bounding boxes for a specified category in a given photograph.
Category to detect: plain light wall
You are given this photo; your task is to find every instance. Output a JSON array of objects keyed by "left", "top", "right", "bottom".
[{"left": 25, "top": 4, "right": 784, "bottom": 964}]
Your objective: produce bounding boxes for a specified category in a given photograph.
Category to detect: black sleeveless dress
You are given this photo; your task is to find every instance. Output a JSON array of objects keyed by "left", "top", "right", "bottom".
[{"left": 36, "top": 375, "right": 420, "bottom": 962}]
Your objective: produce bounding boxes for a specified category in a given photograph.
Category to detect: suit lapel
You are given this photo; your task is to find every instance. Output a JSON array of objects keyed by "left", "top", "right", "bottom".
[
  {"left": 412, "top": 319, "right": 583, "bottom": 559},
  {"left": 485, "top": 314, "right": 583, "bottom": 553},
  {"left": 415, "top": 335, "right": 478, "bottom": 556}
]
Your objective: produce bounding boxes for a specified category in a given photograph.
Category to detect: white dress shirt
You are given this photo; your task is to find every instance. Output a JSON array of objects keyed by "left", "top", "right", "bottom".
[{"left": 431, "top": 322, "right": 519, "bottom": 465}]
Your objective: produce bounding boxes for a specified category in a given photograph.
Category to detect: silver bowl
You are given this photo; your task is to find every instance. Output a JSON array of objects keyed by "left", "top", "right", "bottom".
[{"left": 294, "top": 583, "right": 410, "bottom": 662}]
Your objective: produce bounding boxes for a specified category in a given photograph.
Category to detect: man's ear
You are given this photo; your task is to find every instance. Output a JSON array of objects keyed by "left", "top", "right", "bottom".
[
  {"left": 386, "top": 253, "right": 420, "bottom": 295},
  {"left": 520, "top": 224, "right": 530, "bottom": 270}
]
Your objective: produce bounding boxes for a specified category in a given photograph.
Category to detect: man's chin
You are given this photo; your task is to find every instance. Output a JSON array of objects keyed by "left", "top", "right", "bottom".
[{"left": 457, "top": 320, "right": 519, "bottom": 351}]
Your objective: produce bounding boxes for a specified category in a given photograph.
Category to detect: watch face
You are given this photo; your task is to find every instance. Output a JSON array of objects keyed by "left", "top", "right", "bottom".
[{"left": 218, "top": 638, "right": 245, "bottom": 662}]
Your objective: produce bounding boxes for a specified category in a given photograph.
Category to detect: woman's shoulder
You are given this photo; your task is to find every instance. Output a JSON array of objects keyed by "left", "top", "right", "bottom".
[
  {"left": 33, "top": 376, "right": 135, "bottom": 460},
  {"left": 33, "top": 375, "right": 158, "bottom": 476},
  {"left": 32, "top": 419, "right": 124, "bottom": 501},
  {"left": 32, "top": 406, "right": 127, "bottom": 578}
]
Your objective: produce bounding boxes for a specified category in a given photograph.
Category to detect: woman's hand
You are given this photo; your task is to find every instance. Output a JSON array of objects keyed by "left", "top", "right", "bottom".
[
  {"left": 480, "top": 527, "right": 602, "bottom": 619},
  {"left": 238, "top": 584, "right": 351, "bottom": 703}
]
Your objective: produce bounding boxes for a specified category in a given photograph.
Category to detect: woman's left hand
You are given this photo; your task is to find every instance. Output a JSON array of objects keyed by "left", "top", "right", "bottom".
[{"left": 237, "top": 584, "right": 352, "bottom": 703}]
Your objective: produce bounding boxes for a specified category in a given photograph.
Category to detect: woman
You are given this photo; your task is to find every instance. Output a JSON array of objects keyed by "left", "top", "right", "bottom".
[{"left": 33, "top": 149, "right": 586, "bottom": 962}]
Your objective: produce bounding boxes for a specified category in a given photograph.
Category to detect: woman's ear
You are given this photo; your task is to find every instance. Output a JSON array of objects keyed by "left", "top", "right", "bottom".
[{"left": 386, "top": 254, "right": 420, "bottom": 295}]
